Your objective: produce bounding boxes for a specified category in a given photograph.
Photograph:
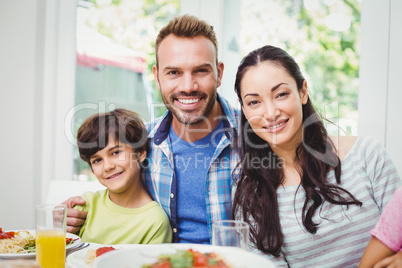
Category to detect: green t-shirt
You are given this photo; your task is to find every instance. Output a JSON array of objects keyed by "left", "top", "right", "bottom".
[{"left": 75, "top": 190, "right": 172, "bottom": 244}]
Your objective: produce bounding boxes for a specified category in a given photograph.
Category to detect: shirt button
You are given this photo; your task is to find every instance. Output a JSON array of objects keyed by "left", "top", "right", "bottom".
[
  {"left": 170, "top": 193, "right": 174, "bottom": 198},
  {"left": 173, "top": 228, "right": 177, "bottom": 233}
]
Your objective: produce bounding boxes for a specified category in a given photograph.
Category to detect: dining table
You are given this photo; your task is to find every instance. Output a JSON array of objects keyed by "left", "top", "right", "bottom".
[{"left": 1, "top": 241, "right": 276, "bottom": 268}]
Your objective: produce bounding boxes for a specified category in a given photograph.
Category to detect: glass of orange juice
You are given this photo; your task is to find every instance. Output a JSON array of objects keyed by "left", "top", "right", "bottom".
[{"left": 35, "top": 204, "right": 67, "bottom": 268}]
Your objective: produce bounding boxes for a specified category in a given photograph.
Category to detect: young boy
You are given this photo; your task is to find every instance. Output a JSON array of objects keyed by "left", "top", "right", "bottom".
[{"left": 74, "top": 108, "right": 172, "bottom": 244}]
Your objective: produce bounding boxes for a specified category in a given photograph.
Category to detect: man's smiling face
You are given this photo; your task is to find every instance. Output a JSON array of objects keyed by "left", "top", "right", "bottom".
[{"left": 153, "top": 34, "right": 223, "bottom": 126}]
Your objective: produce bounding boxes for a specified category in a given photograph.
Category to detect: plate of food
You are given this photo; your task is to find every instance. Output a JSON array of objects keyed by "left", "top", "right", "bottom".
[
  {"left": 93, "top": 244, "right": 276, "bottom": 268},
  {"left": 66, "top": 243, "right": 137, "bottom": 267},
  {"left": 0, "top": 228, "right": 81, "bottom": 259}
]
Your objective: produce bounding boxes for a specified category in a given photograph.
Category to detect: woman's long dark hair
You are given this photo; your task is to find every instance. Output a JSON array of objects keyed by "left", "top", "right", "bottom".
[{"left": 233, "top": 45, "right": 362, "bottom": 256}]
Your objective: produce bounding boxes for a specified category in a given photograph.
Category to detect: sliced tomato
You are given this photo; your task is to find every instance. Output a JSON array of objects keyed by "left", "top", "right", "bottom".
[
  {"left": 216, "top": 260, "right": 231, "bottom": 268},
  {"left": 65, "top": 237, "right": 73, "bottom": 244},
  {"left": 95, "top": 246, "right": 116, "bottom": 257},
  {"left": 0, "top": 228, "right": 15, "bottom": 239},
  {"left": 152, "top": 261, "right": 172, "bottom": 268},
  {"left": 193, "top": 251, "right": 208, "bottom": 267}
]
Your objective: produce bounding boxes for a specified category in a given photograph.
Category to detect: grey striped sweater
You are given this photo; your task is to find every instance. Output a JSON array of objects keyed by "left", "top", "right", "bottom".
[{"left": 250, "top": 136, "right": 402, "bottom": 267}]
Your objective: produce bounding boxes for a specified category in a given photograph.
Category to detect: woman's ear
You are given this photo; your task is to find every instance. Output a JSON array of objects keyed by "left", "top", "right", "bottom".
[
  {"left": 241, "top": 104, "right": 248, "bottom": 119},
  {"left": 301, "top": 80, "right": 308, "bottom": 105}
]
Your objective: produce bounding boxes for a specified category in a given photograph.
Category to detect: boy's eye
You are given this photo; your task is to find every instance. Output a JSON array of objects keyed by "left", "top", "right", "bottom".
[
  {"left": 112, "top": 150, "right": 121, "bottom": 156},
  {"left": 91, "top": 158, "right": 101, "bottom": 164}
]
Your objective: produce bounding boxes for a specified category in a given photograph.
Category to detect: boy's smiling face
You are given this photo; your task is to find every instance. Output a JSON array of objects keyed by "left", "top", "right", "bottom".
[{"left": 89, "top": 136, "right": 146, "bottom": 195}]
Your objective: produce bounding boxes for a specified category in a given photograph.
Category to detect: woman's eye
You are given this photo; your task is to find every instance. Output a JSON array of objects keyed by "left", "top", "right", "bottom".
[
  {"left": 277, "top": 92, "right": 289, "bottom": 98},
  {"left": 247, "top": 100, "right": 259, "bottom": 106}
]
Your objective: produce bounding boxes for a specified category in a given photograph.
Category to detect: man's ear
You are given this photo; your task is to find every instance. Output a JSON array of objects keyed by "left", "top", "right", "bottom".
[
  {"left": 216, "top": 62, "right": 224, "bottom": 88},
  {"left": 153, "top": 65, "right": 161, "bottom": 91}
]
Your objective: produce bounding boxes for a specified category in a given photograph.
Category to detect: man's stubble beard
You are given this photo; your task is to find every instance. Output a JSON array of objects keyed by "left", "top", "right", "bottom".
[{"left": 161, "top": 87, "right": 218, "bottom": 126}]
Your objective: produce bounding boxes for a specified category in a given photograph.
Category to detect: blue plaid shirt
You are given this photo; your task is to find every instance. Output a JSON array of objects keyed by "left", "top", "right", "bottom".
[{"left": 144, "top": 94, "right": 240, "bottom": 243}]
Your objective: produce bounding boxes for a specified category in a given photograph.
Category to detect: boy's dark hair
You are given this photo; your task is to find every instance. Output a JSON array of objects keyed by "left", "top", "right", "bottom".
[{"left": 77, "top": 109, "right": 149, "bottom": 167}]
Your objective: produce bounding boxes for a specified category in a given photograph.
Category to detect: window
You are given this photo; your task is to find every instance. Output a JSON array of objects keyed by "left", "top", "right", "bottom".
[
  {"left": 71, "top": 0, "right": 361, "bottom": 181},
  {"left": 73, "top": 0, "right": 180, "bottom": 181}
]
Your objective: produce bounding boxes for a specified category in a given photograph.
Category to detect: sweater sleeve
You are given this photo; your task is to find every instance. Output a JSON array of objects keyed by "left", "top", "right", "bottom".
[{"left": 370, "top": 186, "right": 402, "bottom": 252}]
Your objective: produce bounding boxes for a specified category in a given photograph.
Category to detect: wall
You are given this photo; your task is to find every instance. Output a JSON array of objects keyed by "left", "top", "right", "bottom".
[
  {"left": 0, "top": 0, "right": 76, "bottom": 229},
  {"left": 0, "top": 0, "right": 42, "bottom": 229},
  {"left": 359, "top": 0, "right": 402, "bottom": 175}
]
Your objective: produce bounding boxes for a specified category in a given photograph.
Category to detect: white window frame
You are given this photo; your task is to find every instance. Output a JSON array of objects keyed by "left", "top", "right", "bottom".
[
  {"left": 358, "top": 0, "right": 402, "bottom": 174},
  {"left": 40, "top": 0, "right": 77, "bottom": 201}
]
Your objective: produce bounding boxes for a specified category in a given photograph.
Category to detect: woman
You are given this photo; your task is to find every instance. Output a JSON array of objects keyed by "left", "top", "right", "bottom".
[{"left": 233, "top": 45, "right": 401, "bottom": 267}]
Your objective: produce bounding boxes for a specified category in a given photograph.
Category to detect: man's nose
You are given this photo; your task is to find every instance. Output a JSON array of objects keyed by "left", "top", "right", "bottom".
[{"left": 179, "top": 73, "right": 198, "bottom": 93}]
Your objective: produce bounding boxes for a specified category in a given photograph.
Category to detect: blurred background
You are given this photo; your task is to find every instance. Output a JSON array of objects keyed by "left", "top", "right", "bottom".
[{"left": 1, "top": 0, "right": 401, "bottom": 229}]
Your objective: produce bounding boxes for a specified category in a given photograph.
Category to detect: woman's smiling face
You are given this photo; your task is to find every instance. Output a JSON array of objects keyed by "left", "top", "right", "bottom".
[{"left": 240, "top": 62, "right": 308, "bottom": 150}]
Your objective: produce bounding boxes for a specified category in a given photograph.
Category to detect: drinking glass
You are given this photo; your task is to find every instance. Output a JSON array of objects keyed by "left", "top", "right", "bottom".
[
  {"left": 212, "top": 220, "right": 249, "bottom": 250},
  {"left": 35, "top": 204, "right": 67, "bottom": 268}
]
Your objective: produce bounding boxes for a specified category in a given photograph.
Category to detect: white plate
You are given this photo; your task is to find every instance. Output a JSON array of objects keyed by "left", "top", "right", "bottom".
[
  {"left": 66, "top": 243, "right": 136, "bottom": 268},
  {"left": 0, "top": 230, "right": 81, "bottom": 259},
  {"left": 93, "top": 244, "right": 275, "bottom": 268}
]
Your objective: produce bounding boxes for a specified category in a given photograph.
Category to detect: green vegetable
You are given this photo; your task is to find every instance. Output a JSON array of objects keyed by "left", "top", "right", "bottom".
[
  {"left": 21, "top": 235, "right": 36, "bottom": 253},
  {"left": 169, "top": 250, "right": 194, "bottom": 268},
  {"left": 141, "top": 250, "right": 195, "bottom": 268}
]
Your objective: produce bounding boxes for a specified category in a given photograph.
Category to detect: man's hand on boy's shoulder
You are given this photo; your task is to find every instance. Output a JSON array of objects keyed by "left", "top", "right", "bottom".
[{"left": 62, "top": 196, "right": 88, "bottom": 234}]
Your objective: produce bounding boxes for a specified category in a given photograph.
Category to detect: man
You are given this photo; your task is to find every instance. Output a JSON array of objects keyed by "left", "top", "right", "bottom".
[{"left": 64, "top": 15, "right": 240, "bottom": 244}]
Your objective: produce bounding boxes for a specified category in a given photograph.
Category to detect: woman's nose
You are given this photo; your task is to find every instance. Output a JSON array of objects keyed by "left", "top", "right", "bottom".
[{"left": 264, "top": 103, "right": 279, "bottom": 121}]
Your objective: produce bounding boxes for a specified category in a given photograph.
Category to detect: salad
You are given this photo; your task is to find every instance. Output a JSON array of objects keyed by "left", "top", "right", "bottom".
[{"left": 142, "top": 248, "right": 232, "bottom": 268}]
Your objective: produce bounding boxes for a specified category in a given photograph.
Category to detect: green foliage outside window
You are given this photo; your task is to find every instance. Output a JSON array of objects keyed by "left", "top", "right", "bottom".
[
  {"left": 80, "top": 0, "right": 360, "bottom": 134},
  {"left": 80, "top": 0, "right": 180, "bottom": 117},
  {"left": 240, "top": 0, "right": 360, "bottom": 135}
]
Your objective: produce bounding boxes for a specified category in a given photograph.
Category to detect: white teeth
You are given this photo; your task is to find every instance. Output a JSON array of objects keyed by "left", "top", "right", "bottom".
[
  {"left": 178, "top": 98, "right": 199, "bottom": 104},
  {"left": 108, "top": 172, "right": 121, "bottom": 179},
  {"left": 267, "top": 122, "right": 285, "bottom": 129}
]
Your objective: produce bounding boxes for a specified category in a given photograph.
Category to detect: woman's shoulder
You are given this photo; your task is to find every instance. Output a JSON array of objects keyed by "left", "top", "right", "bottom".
[
  {"left": 330, "top": 136, "right": 385, "bottom": 162},
  {"left": 329, "top": 135, "right": 358, "bottom": 161}
]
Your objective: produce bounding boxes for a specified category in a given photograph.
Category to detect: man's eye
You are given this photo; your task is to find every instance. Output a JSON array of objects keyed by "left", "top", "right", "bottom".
[
  {"left": 168, "top": 70, "right": 178, "bottom": 75},
  {"left": 196, "top": 68, "right": 208, "bottom": 73}
]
